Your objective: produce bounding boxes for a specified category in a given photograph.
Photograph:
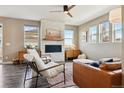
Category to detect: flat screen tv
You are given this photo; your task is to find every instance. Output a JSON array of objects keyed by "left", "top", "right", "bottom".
[{"left": 45, "top": 45, "right": 62, "bottom": 53}]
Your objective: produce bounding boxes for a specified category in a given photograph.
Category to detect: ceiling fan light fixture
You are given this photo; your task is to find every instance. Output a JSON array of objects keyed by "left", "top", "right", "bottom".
[
  {"left": 64, "top": 11, "right": 68, "bottom": 14},
  {"left": 49, "top": 5, "right": 75, "bottom": 18},
  {"left": 64, "top": 5, "right": 68, "bottom": 14}
]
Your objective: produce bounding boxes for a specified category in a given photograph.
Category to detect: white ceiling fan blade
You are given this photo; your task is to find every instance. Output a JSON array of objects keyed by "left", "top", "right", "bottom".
[{"left": 50, "top": 11, "right": 63, "bottom": 12}]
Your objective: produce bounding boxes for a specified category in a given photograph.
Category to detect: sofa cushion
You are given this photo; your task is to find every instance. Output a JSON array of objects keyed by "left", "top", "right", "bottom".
[
  {"left": 100, "top": 58, "right": 121, "bottom": 63},
  {"left": 99, "top": 62, "right": 121, "bottom": 71},
  {"left": 73, "top": 59, "right": 95, "bottom": 64}
]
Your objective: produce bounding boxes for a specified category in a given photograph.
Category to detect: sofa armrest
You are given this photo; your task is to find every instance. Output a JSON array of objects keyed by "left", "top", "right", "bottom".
[{"left": 73, "top": 62, "right": 122, "bottom": 88}]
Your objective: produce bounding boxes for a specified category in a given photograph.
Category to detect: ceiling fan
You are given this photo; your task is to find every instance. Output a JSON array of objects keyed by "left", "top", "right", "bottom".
[{"left": 50, "top": 5, "right": 75, "bottom": 17}]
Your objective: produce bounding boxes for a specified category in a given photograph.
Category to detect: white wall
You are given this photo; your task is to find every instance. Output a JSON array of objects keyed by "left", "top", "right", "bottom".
[
  {"left": 80, "top": 43, "right": 121, "bottom": 60},
  {"left": 78, "top": 13, "right": 121, "bottom": 60},
  {"left": 40, "top": 19, "right": 65, "bottom": 62},
  {"left": 0, "top": 17, "right": 40, "bottom": 62}
]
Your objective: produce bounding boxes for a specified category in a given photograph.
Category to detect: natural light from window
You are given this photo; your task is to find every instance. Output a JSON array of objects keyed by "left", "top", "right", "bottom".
[
  {"left": 112, "top": 23, "right": 122, "bottom": 42},
  {"left": 24, "top": 25, "right": 39, "bottom": 48},
  {"left": 64, "top": 29, "right": 73, "bottom": 46},
  {"left": 99, "top": 21, "right": 110, "bottom": 42},
  {"left": 89, "top": 26, "right": 97, "bottom": 43}
]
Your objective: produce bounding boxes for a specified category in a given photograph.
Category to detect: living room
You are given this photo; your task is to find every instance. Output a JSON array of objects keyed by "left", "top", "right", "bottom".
[{"left": 0, "top": 4, "right": 124, "bottom": 89}]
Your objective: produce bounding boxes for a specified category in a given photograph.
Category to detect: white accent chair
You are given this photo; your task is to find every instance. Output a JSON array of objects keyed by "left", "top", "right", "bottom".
[{"left": 23, "top": 49, "right": 65, "bottom": 88}]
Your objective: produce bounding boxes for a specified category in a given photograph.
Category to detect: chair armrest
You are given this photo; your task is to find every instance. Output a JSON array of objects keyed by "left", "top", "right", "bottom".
[{"left": 39, "top": 63, "right": 66, "bottom": 72}]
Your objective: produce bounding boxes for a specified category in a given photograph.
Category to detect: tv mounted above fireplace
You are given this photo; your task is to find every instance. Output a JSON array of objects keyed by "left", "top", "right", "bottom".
[{"left": 45, "top": 45, "right": 62, "bottom": 53}]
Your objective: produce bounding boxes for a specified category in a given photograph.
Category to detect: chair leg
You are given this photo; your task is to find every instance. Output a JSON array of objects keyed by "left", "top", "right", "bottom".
[
  {"left": 35, "top": 74, "right": 39, "bottom": 88},
  {"left": 63, "top": 64, "right": 66, "bottom": 85},
  {"left": 24, "top": 63, "right": 29, "bottom": 88}
]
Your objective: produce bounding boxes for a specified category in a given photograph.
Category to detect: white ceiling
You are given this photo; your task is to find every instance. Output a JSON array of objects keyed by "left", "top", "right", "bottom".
[{"left": 0, "top": 5, "right": 119, "bottom": 25}]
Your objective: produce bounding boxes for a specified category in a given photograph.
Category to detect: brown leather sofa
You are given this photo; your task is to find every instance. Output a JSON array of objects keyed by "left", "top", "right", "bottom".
[{"left": 73, "top": 61, "right": 122, "bottom": 88}]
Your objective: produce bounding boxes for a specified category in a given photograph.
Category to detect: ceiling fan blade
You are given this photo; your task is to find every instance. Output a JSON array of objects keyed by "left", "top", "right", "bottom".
[
  {"left": 68, "top": 5, "right": 75, "bottom": 11},
  {"left": 67, "top": 12, "right": 73, "bottom": 17},
  {"left": 50, "top": 11, "right": 63, "bottom": 12}
]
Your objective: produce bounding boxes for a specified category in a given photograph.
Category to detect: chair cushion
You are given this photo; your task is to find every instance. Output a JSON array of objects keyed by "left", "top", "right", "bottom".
[
  {"left": 26, "top": 49, "right": 63, "bottom": 78},
  {"left": 99, "top": 62, "right": 121, "bottom": 71},
  {"left": 27, "top": 49, "right": 40, "bottom": 59},
  {"left": 44, "top": 62, "right": 64, "bottom": 78},
  {"left": 35, "top": 58, "right": 58, "bottom": 78}
]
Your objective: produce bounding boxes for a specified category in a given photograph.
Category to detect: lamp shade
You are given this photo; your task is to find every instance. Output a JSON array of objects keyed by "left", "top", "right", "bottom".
[{"left": 109, "top": 7, "right": 122, "bottom": 23}]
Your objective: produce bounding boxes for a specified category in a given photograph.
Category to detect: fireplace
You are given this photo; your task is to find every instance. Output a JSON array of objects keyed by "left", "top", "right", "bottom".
[{"left": 45, "top": 45, "right": 62, "bottom": 53}]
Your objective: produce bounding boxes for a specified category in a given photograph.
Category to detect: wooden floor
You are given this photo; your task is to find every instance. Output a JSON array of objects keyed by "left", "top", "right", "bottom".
[{"left": 0, "top": 62, "right": 77, "bottom": 88}]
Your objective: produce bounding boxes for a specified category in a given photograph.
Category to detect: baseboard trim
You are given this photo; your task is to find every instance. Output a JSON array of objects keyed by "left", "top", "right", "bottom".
[{"left": 0, "top": 61, "right": 13, "bottom": 65}]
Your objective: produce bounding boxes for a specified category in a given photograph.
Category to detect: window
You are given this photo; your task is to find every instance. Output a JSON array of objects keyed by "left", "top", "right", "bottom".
[
  {"left": 112, "top": 23, "right": 122, "bottom": 42},
  {"left": 88, "top": 26, "right": 97, "bottom": 43},
  {"left": 24, "top": 25, "right": 39, "bottom": 48},
  {"left": 64, "top": 30, "right": 73, "bottom": 46},
  {"left": 99, "top": 21, "right": 110, "bottom": 42}
]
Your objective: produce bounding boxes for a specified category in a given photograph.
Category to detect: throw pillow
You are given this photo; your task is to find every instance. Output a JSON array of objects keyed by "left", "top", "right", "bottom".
[
  {"left": 99, "top": 62, "right": 121, "bottom": 71},
  {"left": 106, "top": 59, "right": 113, "bottom": 62},
  {"left": 90, "top": 62, "right": 100, "bottom": 68},
  {"left": 78, "top": 53, "right": 86, "bottom": 59}
]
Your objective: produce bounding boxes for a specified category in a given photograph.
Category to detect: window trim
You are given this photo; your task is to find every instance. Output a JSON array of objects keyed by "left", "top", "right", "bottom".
[
  {"left": 81, "top": 19, "right": 122, "bottom": 44},
  {"left": 99, "top": 20, "right": 111, "bottom": 43},
  {"left": 88, "top": 25, "right": 98, "bottom": 43},
  {"left": 112, "top": 23, "right": 122, "bottom": 43}
]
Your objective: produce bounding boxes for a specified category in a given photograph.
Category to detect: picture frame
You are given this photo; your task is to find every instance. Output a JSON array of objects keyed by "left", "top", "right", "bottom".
[{"left": 43, "top": 28, "right": 63, "bottom": 41}]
